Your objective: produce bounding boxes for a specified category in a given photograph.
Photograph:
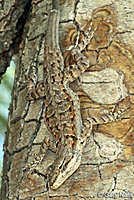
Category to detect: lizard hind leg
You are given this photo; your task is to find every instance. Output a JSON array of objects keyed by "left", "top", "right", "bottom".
[{"left": 27, "top": 80, "right": 46, "bottom": 101}]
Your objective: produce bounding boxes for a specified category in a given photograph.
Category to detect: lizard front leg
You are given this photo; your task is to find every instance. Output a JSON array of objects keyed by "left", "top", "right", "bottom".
[
  {"left": 23, "top": 129, "right": 56, "bottom": 172},
  {"left": 82, "top": 104, "right": 130, "bottom": 147}
]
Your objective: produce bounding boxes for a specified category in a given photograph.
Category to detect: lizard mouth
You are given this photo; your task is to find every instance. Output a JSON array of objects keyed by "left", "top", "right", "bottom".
[
  {"left": 47, "top": 136, "right": 84, "bottom": 189},
  {"left": 47, "top": 150, "right": 82, "bottom": 189}
]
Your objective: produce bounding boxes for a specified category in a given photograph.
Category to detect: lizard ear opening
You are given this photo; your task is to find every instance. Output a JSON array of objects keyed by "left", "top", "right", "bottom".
[{"left": 70, "top": 105, "right": 73, "bottom": 109}]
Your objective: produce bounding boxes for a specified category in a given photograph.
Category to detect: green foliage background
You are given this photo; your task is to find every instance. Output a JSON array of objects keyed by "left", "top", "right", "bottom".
[{"left": 0, "top": 60, "right": 15, "bottom": 187}]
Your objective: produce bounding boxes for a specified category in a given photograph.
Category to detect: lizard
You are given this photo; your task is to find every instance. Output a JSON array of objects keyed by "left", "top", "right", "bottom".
[{"left": 24, "top": 0, "right": 130, "bottom": 189}]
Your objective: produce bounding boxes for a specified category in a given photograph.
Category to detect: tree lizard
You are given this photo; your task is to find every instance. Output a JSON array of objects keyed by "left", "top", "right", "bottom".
[{"left": 24, "top": 0, "right": 130, "bottom": 189}]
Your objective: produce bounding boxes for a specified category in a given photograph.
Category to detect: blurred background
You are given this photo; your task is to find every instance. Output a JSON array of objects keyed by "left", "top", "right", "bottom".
[{"left": 0, "top": 60, "right": 15, "bottom": 188}]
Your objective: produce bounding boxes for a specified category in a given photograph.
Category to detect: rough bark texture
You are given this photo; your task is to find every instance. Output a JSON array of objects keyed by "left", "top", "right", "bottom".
[
  {"left": 0, "top": 0, "right": 32, "bottom": 83},
  {"left": 1, "top": 0, "right": 134, "bottom": 199}
]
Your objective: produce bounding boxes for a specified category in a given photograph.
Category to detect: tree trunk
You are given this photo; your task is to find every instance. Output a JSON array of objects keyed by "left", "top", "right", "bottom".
[{"left": 1, "top": 0, "right": 134, "bottom": 199}]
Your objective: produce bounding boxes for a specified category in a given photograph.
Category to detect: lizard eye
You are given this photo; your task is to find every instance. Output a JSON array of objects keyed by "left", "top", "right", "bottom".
[
  {"left": 70, "top": 65, "right": 73, "bottom": 69},
  {"left": 66, "top": 97, "right": 69, "bottom": 101}
]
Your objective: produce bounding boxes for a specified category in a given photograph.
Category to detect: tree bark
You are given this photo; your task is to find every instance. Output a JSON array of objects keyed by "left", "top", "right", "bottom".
[
  {"left": 1, "top": 0, "right": 134, "bottom": 199},
  {"left": 0, "top": 0, "right": 32, "bottom": 83}
]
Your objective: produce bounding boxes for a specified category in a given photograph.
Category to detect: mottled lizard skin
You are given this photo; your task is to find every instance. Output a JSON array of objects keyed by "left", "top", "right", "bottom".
[{"left": 25, "top": 9, "right": 130, "bottom": 189}]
